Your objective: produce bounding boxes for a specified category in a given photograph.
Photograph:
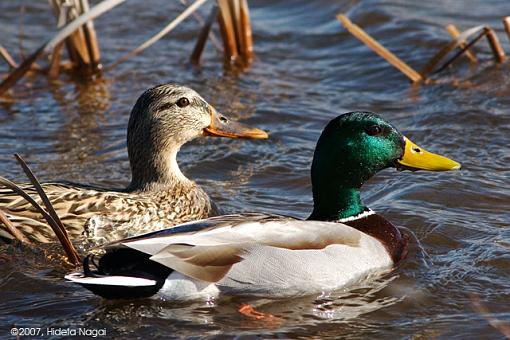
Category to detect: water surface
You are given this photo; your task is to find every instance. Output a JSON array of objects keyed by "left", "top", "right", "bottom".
[{"left": 0, "top": 0, "right": 509, "bottom": 338}]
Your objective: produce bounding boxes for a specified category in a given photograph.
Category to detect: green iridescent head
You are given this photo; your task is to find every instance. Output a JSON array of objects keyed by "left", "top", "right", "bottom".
[{"left": 309, "top": 111, "right": 460, "bottom": 221}]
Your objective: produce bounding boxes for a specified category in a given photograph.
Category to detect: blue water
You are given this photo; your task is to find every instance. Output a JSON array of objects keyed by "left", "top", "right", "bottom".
[{"left": 0, "top": 0, "right": 509, "bottom": 338}]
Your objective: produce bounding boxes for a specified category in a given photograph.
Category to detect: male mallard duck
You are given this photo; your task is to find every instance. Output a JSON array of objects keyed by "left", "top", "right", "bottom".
[
  {"left": 66, "top": 111, "right": 460, "bottom": 299},
  {"left": 0, "top": 84, "right": 267, "bottom": 245}
]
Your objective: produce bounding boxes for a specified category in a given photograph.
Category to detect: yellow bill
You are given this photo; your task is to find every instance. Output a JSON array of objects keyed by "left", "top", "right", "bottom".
[{"left": 397, "top": 136, "right": 461, "bottom": 171}]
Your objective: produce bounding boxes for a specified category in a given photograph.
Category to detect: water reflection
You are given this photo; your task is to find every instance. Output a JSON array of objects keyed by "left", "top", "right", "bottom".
[{"left": 46, "top": 77, "right": 111, "bottom": 169}]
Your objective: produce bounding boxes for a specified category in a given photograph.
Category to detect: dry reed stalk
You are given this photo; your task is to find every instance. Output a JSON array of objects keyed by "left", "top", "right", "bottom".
[
  {"left": 50, "top": 1, "right": 85, "bottom": 67},
  {"left": 66, "top": 3, "right": 92, "bottom": 67},
  {"left": 420, "top": 25, "right": 485, "bottom": 76},
  {"left": 470, "top": 294, "right": 510, "bottom": 339},
  {"left": 48, "top": 42, "right": 65, "bottom": 79},
  {"left": 336, "top": 14, "right": 422, "bottom": 83},
  {"left": 60, "top": 1, "right": 96, "bottom": 70},
  {"left": 13, "top": 154, "right": 81, "bottom": 265},
  {"left": 106, "top": 0, "right": 208, "bottom": 70},
  {"left": 0, "top": 174, "right": 80, "bottom": 264},
  {"left": 0, "top": 45, "right": 18, "bottom": 69},
  {"left": 484, "top": 27, "right": 505, "bottom": 62},
  {"left": 79, "top": 0, "right": 101, "bottom": 67},
  {"left": 191, "top": 5, "right": 219, "bottom": 65},
  {"left": 217, "top": 0, "right": 239, "bottom": 63},
  {"left": 446, "top": 24, "right": 477, "bottom": 63},
  {"left": 180, "top": 0, "right": 223, "bottom": 51},
  {"left": 49, "top": 0, "right": 101, "bottom": 73},
  {"left": 228, "top": 0, "right": 242, "bottom": 52},
  {"left": 431, "top": 29, "right": 487, "bottom": 75},
  {"left": 239, "top": 0, "right": 253, "bottom": 62},
  {"left": 0, "top": 0, "right": 124, "bottom": 96},
  {"left": 0, "top": 209, "right": 32, "bottom": 244},
  {"left": 504, "top": 17, "right": 510, "bottom": 42}
]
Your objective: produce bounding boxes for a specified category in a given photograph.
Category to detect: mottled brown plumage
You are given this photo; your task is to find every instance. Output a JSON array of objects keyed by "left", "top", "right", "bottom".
[{"left": 0, "top": 84, "right": 267, "bottom": 245}]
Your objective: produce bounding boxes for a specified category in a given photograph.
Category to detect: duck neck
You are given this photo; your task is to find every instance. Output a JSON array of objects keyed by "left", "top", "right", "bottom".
[
  {"left": 127, "top": 144, "right": 192, "bottom": 192},
  {"left": 309, "top": 181, "right": 366, "bottom": 221}
]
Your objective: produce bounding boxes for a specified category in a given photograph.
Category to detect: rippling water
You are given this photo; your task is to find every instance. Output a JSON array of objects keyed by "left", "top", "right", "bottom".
[{"left": 1, "top": 0, "right": 509, "bottom": 338}]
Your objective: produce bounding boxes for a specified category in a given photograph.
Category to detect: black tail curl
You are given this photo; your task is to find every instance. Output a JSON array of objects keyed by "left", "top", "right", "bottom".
[{"left": 73, "top": 248, "right": 172, "bottom": 299}]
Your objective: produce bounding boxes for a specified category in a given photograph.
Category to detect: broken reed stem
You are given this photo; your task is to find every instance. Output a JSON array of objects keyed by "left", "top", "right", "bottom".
[
  {"left": 180, "top": 0, "right": 223, "bottom": 51},
  {"left": 337, "top": 14, "right": 422, "bottom": 82},
  {"left": 484, "top": 27, "right": 506, "bottom": 62},
  {"left": 191, "top": 5, "right": 219, "bottom": 65},
  {"left": 0, "top": 45, "right": 18, "bottom": 68},
  {"left": 79, "top": 0, "right": 101, "bottom": 67},
  {"left": 432, "top": 29, "right": 487, "bottom": 75},
  {"left": 0, "top": 0, "right": 124, "bottom": 96},
  {"left": 229, "top": 0, "right": 242, "bottom": 54},
  {"left": 446, "top": 24, "right": 477, "bottom": 63},
  {"left": 13, "top": 154, "right": 81, "bottom": 265},
  {"left": 470, "top": 294, "right": 510, "bottom": 338},
  {"left": 217, "top": 0, "right": 239, "bottom": 63},
  {"left": 106, "top": 0, "right": 208, "bottom": 70},
  {"left": 0, "top": 209, "right": 32, "bottom": 244},
  {"left": 420, "top": 25, "right": 485, "bottom": 76},
  {"left": 0, "top": 175, "right": 80, "bottom": 264},
  {"left": 48, "top": 42, "right": 65, "bottom": 79},
  {"left": 504, "top": 17, "right": 510, "bottom": 43},
  {"left": 239, "top": 0, "right": 253, "bottom": 62},
  {"left": 66, "top": 4, "right": 92, "bottom": 67}
]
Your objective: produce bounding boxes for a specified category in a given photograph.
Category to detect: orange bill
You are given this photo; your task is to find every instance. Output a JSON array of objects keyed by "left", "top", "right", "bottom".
[{"left": 203, "top": 107, "right": 268, "bottom": 140}]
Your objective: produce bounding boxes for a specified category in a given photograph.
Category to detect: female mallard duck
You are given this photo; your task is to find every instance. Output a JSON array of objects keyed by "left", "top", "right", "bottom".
[
  {"left": 0, "top": 84, "right": 267, "bottom": 245},
  {"left": 66, "top": 111, "right": 460, "bottom": 299}
]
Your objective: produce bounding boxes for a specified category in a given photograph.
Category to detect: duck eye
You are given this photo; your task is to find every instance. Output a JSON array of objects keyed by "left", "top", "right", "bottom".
[
  {"left": 366, "top": 125, "right": 382, "bottom": 136},
  {"left": 177, "top": 97, "right": 190, "bottom": 108}
]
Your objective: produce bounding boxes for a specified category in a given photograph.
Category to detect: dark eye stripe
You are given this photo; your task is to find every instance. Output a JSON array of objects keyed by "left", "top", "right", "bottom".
[{"left": 158, "top": 102, "right": 174, "bottom": 111}]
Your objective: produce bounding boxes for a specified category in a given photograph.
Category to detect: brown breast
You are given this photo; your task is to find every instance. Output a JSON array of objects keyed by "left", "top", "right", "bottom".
[{"left": 343, "top": 213, "right": 409, "bottom": 264}]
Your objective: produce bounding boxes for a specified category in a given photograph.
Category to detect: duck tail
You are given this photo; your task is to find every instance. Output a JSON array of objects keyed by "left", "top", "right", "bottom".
[{"left": 65, "top": 249, "right": 172, "bottom": 299}]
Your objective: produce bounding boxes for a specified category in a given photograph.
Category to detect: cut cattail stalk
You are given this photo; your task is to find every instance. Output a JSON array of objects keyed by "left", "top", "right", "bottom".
[
  {"left": 420, "top": 25, "right": 485, "bottom": 76},
  {"left": 432, "top": 29, "right": 486, "bottom": 75},
  {"left": 180, "top": 0, "right": 223, "bottom": 51},
  {"left": 0, "top": 0, "right": 124, "bottom": 96},
  {"left": 0, "top": 209, "right": 32, "bottom": 244},
  {"left": 48, "top": 42, "right": 65, "bottom": 79},
  {"left": 504, "top": 17, "right": 510, "bottom": 43},
  {"left": 229, "top": 0, "right": 242, "bottom": 53},
  {"left": 107, "top": 0, "right": 208, "bottom": 70},
  {"left": 14, "top": 154, "right": 81, "bottom": 265},
  {"left": 191, "top": 5, "right": 219, "bottom": 65},
  {"left": 484, "top": 27, "right": 505, "bottom": 62},
  {"left": 0, "top": 45, "right": 18, "bottom": 69},
  {"left": 0, "top": 174, "right": 80, "bottom": 264},
  {"left": 239, "top": 0, "right": 253, "bottom": 63},
  {"left": 470, "top": 294, "right": 510, "bottom": 338},
  {"left": 337, "top": 14, "right": 422, "bottom": 83},
  {"left": 49, "top": 0, "right": 101, "bottom": 73},
  {"left": 217, "top": 0, "right": 239, "bottom": 63},
  {"left": 65, "top": 3, "right": 92, "bottom": 68},
  {"left": 446, "top": 24, "right": 477, "bottom": 63},
  {"left": 79, "top": 0, "right": 101, "bottom": 68}
]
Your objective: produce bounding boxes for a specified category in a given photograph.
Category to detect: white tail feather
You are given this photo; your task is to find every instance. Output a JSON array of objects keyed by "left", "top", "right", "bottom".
[{"left": 65, "top": 273, "right": 156, "bottom": 287}]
